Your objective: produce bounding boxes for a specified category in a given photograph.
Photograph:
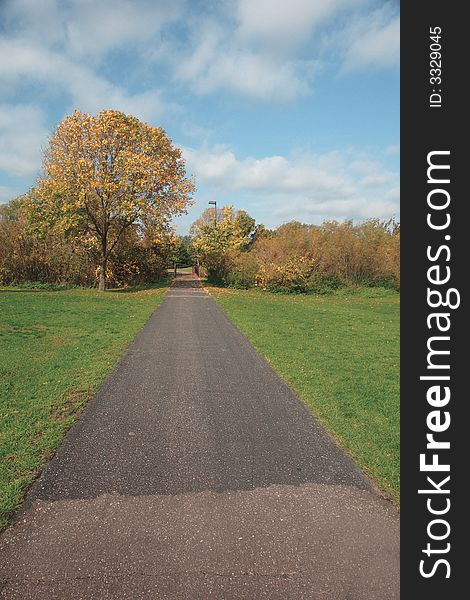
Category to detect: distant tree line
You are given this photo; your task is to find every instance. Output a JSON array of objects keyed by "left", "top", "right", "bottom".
[{"left": 1, "top": 196, "right": 399, "bottom": 292}]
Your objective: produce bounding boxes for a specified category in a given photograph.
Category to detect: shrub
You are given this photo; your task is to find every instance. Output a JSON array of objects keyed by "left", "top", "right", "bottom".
[
  {"left": 226, "top": 252, "right": 259, "bottom": 288},
  {"left": 197, "top": 218, "right": 400, "bottom": 294},
  {"left": 107, "top": 244, "right": 169, "bottom": 288},
  {"left": 306, "top": 274, "right": 343, "bottom": 294},
  {"left": 0, "top": 197, "right": 171, "bottom": 288},
  {"left": 256, "top": 255, "right": 314, "bottom": 292}
]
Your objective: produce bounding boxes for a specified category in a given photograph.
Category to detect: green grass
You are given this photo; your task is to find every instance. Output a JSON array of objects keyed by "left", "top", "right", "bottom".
[
  {"left": 208, "top": 285, "right": 400, "bottom": 504},
  {"left": 0, "top": 283, "right": 168, "bottom": 529}
]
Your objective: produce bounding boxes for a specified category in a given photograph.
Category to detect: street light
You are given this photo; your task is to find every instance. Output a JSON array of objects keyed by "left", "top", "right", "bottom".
[{"left": 208, "top": 200, "right": 217, "bottom": 225}]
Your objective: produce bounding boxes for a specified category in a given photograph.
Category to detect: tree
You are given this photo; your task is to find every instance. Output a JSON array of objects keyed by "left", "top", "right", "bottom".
[
  {"left": 232, "top": 209, "right": 256, "bottom": 249},
  {"left": 169, "top": 235, "right": 193, "bottom": 267},
  {"left": 190, "top": 205, "right": 256, "bottom": 282},
  {"left": 251, "top": 223, "right": 273, "bottom": 243},
  {"left": 190, "top": 206, "right": 223, "bottom": 230},
  {"left": 29, "top": 110, "right": 194, "bottom": 290}
]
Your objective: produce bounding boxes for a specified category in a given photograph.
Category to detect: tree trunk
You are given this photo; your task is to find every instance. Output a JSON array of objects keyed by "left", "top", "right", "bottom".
[
  {"left": 98, "top": 255, "right": 107, "bottom": 291},
  {"left": 98, "top": 230, "right": 108, "bottom": 291}
]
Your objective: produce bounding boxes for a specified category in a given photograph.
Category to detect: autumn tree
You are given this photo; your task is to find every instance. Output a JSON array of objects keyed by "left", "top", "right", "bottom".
[
  {"left": 29, "top": 110, "right": 194, "bottom": 290},
  {"left": 190, "top": 206, "right": 256, "bottom": 282},
  {"left": 169, "top": 235, "right": 193, "bottom": 267}
]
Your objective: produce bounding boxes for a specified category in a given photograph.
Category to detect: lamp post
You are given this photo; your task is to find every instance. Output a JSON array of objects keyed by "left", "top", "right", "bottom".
[{"left": 208, "top": 200, "right": 217, "bottom": 225}]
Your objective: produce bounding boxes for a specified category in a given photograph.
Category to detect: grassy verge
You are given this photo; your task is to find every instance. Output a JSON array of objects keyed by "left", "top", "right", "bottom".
[
  {"left": 0, "top": 283, "right": 168, "bottom": 529},
  {"left": 208, "top": 285, "right": 399, "bottom": 504}
]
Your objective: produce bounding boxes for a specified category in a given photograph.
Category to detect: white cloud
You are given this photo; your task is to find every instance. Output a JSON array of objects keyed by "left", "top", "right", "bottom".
[
  {"left": 1, "top": 0, "right": 399, "bottom": 113},
  {"left": 167, "top": 0, "right": 398, "bottom": 102},
  {"left": 181, "top": 49, "right": 310, "bottom": 102},
  {"left": 0, "top": 104, "right": 49, "bottom": 177},
  {"left": 1, "top": 0, "right": 66, "bottom": 48},
  {"left": 0, "top": 0, "right": 399, "bottom": 193},
  {"left": 182, "top": 145, "right": 399, "bottom": 225},
  {"left": 345, "top": 19, "right": 399, "bottom": 71},
  {"left": 0, "top": 0, "right": 184, "bottom": 138},
  {"left": 171, "top": 18, "right": 312, "bottom": 102},
  {"left": 236, "top": 0, "right": 366, "bottom": 49},
  {"left": 335, "top": 4, "right": 400, "bottom": 73},
  {"left": 384, "top": 144, "right": 400, "bottom": 156},
  {"left": 2, "top": 0, "right": 184, "bottom": 59},
  {"left": 66, "top": 0, "right": 184, "bottom": 59},
  {"left": 0, "top": 38, "right": 172, "bottom": 123}
]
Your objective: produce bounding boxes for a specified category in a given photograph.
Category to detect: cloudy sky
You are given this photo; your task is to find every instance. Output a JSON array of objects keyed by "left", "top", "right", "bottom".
[{"left": 0, "top": 0, "right": 399, "bottom": 232}]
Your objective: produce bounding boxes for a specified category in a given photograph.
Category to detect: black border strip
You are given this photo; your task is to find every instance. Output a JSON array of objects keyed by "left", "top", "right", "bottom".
[{"left": 401, "top": 3, "right": 465, "bottom": 596}]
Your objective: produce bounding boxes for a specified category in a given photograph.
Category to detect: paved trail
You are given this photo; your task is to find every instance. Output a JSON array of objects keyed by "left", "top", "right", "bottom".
[{"left": 0, "top": 274, "right": 399, "bottom": 599}]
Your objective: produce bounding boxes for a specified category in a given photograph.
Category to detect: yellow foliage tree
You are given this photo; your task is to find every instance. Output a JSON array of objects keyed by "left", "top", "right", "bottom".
[
  {"left": 191, "top": 206, "right": 255, "bottom": 281},
  {"left": 29, "top": 110, "right": 194, "bottom": 290}
]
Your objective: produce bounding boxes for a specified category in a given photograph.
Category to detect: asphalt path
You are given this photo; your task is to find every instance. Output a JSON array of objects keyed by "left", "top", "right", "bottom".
[{"left": 0, "top": 274, "right": 399, "bottom": 599}]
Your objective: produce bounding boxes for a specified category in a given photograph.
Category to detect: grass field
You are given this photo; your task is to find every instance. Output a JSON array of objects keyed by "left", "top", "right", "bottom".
[
  {"left": 0, "top": 283, "right": 168, "bottom": 529},
  {"left": 208, "top": 285, "right": 400, "bottom": 504}
]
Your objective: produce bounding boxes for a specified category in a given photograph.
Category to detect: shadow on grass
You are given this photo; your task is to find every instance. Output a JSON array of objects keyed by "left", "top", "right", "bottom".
[
  {"left": 1, "top": 278, "right": 171, "bottom": 294},
  {"left": 204, "top": 280, "right": 399, "bottom": 299},
  {"left": 0, "top": 289, "right": 51, "bottom": 293},
  {"left": 110, "top": 280, "right": 171, "bottom": 294}
]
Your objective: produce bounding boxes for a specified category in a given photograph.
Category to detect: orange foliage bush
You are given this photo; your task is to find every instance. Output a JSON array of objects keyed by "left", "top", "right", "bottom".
[{"left": 225, "top": 218, "right": 400, "bottom": 292}]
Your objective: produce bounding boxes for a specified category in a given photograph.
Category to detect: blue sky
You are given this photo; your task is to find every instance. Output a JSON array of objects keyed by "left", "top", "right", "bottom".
[{"left": 0, "top": 0, "right": 399, "bottom": 233}]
